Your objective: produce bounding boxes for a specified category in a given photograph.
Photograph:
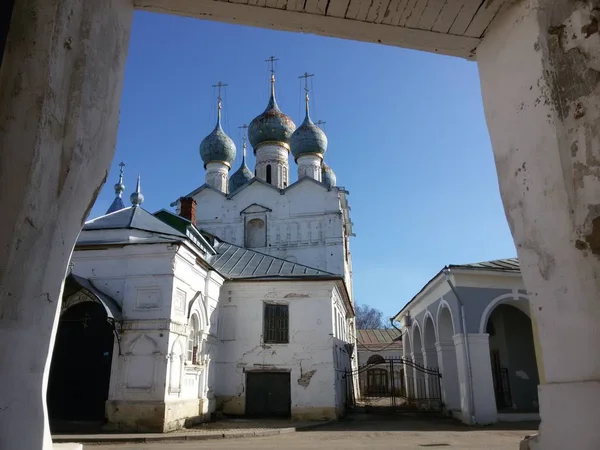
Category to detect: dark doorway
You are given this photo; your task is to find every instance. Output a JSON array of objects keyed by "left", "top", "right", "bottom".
[
  {"left": 0, "top": 0, "right": 14, "bottom": 69},
  {"left": 47, "top": 302, "right": 115, "bottom": 424},
  {"left": 245, "top": 372, "right": 291, "bottom": 418}
]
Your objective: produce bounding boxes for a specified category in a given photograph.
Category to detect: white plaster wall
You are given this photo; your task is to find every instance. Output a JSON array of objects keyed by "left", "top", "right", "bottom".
[
  {"left": 71, "top": 237, "right": 225, "bottom": 429},
  {"left": 187, "top": 179, "right": 351, "bottom": 279},
  {"left": 214, "top": 280, "right": 347, "bottom": 418}
]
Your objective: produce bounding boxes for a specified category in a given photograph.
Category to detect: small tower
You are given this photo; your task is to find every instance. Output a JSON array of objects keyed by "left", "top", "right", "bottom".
[
  {"left": 248, "top": 56, "right": 296, "bottom": 189},
  {"left": 291, "top": 73, "right": 327, "bottom": 182},
  {"left": 199, "top": 81, "right": 236, "bottom": 193},
  {"left": 229, "top": 124, "right": 254, "bottom": 193},
  {"left": 130, "top": 175, "right": 144, "bottom": 206},
  {"left": 106, "top": 162, "right": 127, "bottom": 214}
]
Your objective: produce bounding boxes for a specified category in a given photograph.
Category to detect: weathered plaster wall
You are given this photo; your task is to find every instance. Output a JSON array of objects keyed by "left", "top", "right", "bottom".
[
  {"left": 478, "top": 1, "right": 600, "bottom": 446},
  {"left": 214, "top": 280, "right": 350, "bottom": 420},
  {"left": 0, "top": 0, "right": 133, "bottom": 447}
]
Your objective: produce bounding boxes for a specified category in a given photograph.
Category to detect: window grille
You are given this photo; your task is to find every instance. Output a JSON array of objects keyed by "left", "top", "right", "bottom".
[{"left": 263, "top": 304, "right": 289, "bottom": 344}]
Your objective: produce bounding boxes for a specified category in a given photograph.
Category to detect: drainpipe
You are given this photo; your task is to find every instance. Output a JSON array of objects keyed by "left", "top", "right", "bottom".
[{"left": 443, "top": 267, "right": 477, "bottom": 425}]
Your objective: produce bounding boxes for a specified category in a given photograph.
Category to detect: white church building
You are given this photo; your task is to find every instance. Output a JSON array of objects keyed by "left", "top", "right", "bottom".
[{"left": 48, "top": 66, "right": 356, "bottom": 433}]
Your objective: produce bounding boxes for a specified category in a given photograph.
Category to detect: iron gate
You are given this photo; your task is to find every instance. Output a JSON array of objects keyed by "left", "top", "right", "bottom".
[{"left": 344, "top": 357, "right": 442, "bottom": 413}]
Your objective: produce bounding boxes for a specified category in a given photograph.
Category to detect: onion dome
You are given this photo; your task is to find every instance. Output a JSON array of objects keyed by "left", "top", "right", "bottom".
[
  {"left": 106, "top": 162, "right": 127, "bottom": 214},
  {"left": 322, "top": 163, "right": 336, "bottom": 187},
  {"left": 229, "top": 131, "right": 254, "bottom": 193},
  {"left": 248, "top": 74, "right": 296, "bottom": 150},
  {"left": 290, "top": 90, "right": 327, "bottom": 161},
  {"left": 200, "top": 89, "right": 236, "bottom": 169},
  {"left": 130, "top": 175, "right": 144, "bottom": 206}
]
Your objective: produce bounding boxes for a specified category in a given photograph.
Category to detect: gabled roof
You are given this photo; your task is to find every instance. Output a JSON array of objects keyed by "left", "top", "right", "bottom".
[
  {"left": 393, "top": 257, "right": 520, "bottom": 322},
  {"left": 207, "top": 240, "right": 334, "bottom": 279},
  {"left": 357, "top": 329, "right": 402, "bottom": 350},
  {"left": 83, "top": 206, "right": 186, "bottom": 238},
  {"left": 448, "top": 258, "right": 520, "bottom": 273}
]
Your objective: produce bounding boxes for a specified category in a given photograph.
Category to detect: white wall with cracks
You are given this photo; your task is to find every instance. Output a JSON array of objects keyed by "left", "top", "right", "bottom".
[{"left": 214, "top": 280, "right": 353, "bottom": 420}]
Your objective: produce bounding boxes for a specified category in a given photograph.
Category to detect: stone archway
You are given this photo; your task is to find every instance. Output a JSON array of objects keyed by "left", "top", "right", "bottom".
[
  {"left": 47, "top": 301, "right": 115, "bottom": 426},
  {"left": 484, "top": 302, "right": 539, "bottom": 414},
  {"left": 411, "top": 323, "right": 425, "bottom": 398},
  {"left": 436, "top": 303, "right": 461, "bottom": 412}
]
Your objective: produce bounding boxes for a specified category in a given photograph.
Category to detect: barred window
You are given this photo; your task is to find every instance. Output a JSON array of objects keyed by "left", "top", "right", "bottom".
[{"left": 263, "top": 304, "right": 289, "bottom": 344}]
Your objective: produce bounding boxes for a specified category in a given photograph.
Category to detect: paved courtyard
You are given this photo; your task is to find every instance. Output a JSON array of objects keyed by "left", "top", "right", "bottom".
[{"left": 82, "top": 415, "right": 538, "bottom": 449}]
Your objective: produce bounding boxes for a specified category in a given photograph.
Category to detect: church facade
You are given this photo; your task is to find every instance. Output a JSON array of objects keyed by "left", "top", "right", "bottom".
[{"left": 48, "top": 67, "right": 356, "bottom": 433}]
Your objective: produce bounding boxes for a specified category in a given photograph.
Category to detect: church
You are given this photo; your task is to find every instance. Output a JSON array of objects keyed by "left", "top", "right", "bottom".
[{"left": 47, "top": 63, "right": 357, "bottom": 433}]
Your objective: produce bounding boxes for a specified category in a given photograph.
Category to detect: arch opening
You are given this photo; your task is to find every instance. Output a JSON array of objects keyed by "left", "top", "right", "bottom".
[
  {"left": 245, "top": 218, "right": 266, "bottom": 248},
  {"left": 485, "top": 303, "right": 539, "bottom": 413},
  {"left": 47, "top": 300, "right": 115, "bottom": 426},
  {"left": 366, "top": 354, "right": 385, "bottom": 365}
]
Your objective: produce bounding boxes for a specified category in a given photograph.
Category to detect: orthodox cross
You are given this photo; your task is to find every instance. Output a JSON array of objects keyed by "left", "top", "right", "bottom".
[
  {"left": 212, "top": 81, "right": 228, "bottom": 113},
  {"left": 238, "top": 123, "right": 249, "bottom": 140},
  {"left": 238, "top": 124, "right": 249, "bottom": 156},
  {"left": 265, "top": 56, "right": 279, "bottom": 76},
  {"left": 118, "top": 161, "right": 125, "bottom": 176},
  {"left": 298, "top": 72, "right": 314, "bottom": 94},
  {"left": 316, "top": 120, "right": 327, "bottom": 129}
]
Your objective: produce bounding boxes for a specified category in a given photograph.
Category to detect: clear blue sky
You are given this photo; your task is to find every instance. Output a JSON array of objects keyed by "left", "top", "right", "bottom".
[{"left": 89, "top": 11, "right": 516, "bottom": 319}]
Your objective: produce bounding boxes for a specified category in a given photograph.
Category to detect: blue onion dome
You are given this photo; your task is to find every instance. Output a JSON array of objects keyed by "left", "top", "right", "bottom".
[
  {"left": 229, "top": 144, "right": 254, "bottom": 193},
  {"left": 248, "top": 78, "right": 296, "bottom": 151},
  {"left": 290, "top": 103, "right": 328, "bottom": 161},
  {"left": 322, "top": 163, "right": 336, "bottom": 187},
  {"left": 199, "top": 107, "right": 236, "bottom": 169}
]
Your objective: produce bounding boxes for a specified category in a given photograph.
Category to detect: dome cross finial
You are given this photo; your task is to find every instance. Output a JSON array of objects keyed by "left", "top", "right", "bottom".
[
  {"left": 238, "top": 123, "right": 249, "bottom": 162},
  {"left": 212, "top": 80, "right": 228, "bottom": 124},
  {"left": 115, "top": 161, "right": 126, "bottom": 197},
  {"left": 299, "top": 72, "right": 314, "bottom": 118},
  {"left": 266, "top": 56, "right": 279, "bottom": 97},
  {"left": 130, "top": 175, "right": 144, "bottom": 206}
]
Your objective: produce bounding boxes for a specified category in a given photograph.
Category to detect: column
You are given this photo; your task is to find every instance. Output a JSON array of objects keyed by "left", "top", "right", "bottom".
[
  {"left": 0, "top": 0, "right": 133, "bottom": 448},
  {"left": 477, "top": 1, "right": 600, "bottom": 448},
  {"left": 422, "top": 347, "right": 440, "bottom": 401},
  {"left": 453, "top": 334, "right": 497, "bottom": 425},
  {"left": 410, "top": 352, "right": 425, "bottom": 401},
  {"left": 436, "top": 341, "right": 461, "bottom": 412}
]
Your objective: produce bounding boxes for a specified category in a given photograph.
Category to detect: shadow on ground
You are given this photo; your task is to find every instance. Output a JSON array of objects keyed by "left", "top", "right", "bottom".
[{"left": 295, "top": 413, "right": 540, "bottom": 433}]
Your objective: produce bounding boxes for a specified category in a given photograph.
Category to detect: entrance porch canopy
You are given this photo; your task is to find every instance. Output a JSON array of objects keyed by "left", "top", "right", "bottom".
[{"left": 138, "top": 0, "right": 511, "bottom": 59}]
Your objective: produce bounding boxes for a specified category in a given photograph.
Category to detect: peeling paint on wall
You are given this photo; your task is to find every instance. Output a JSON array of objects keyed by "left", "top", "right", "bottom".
[{"left": 297, "top": 369, "right": 316, "bottom": 388}]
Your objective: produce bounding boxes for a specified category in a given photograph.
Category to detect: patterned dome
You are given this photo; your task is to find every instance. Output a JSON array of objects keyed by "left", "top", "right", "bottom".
[
  {"left": 229, "top": 157, "right": 254, "bottom": 193},
  {"left": 200, "top": 115, "right": 236, "bottom": 169},
  {"left": 322, "top": 163, "right": 336, "bottom": 187},
  {"left": 290, "top": 111, "right": 328, "bottom": 160},
  {"left": 248, "top": 82, "right": 296, "bottom": 150}
]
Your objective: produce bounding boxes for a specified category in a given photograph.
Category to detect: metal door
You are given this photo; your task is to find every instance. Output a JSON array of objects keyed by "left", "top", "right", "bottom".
[{"left": 245, "top": 372, "right": 291, "bottom": 417}]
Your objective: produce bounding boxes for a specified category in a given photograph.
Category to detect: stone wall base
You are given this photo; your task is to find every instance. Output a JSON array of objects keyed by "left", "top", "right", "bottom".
[
  {"left": 216, "top": 395, "right": 245, "bottom": 416},
  {"left": 105, "top": 399, "right": 210, "bottom": 433},
  {"left": 291, "top": 407, "right": 337, "bottom": 421}
]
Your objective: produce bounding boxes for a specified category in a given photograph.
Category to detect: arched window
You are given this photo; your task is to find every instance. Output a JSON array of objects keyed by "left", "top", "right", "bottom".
[
  {"left": 367, "top": 354, "right": 385, "bottom": 365},
  {"left": 245, "top": 218, "right": 266, "bottom": 248},
  {"left": 266, "top": 165, "right": 272, "bottom": 184},
  {"left": 188, "top": 315, "right": 199, "bottom": 364}
]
